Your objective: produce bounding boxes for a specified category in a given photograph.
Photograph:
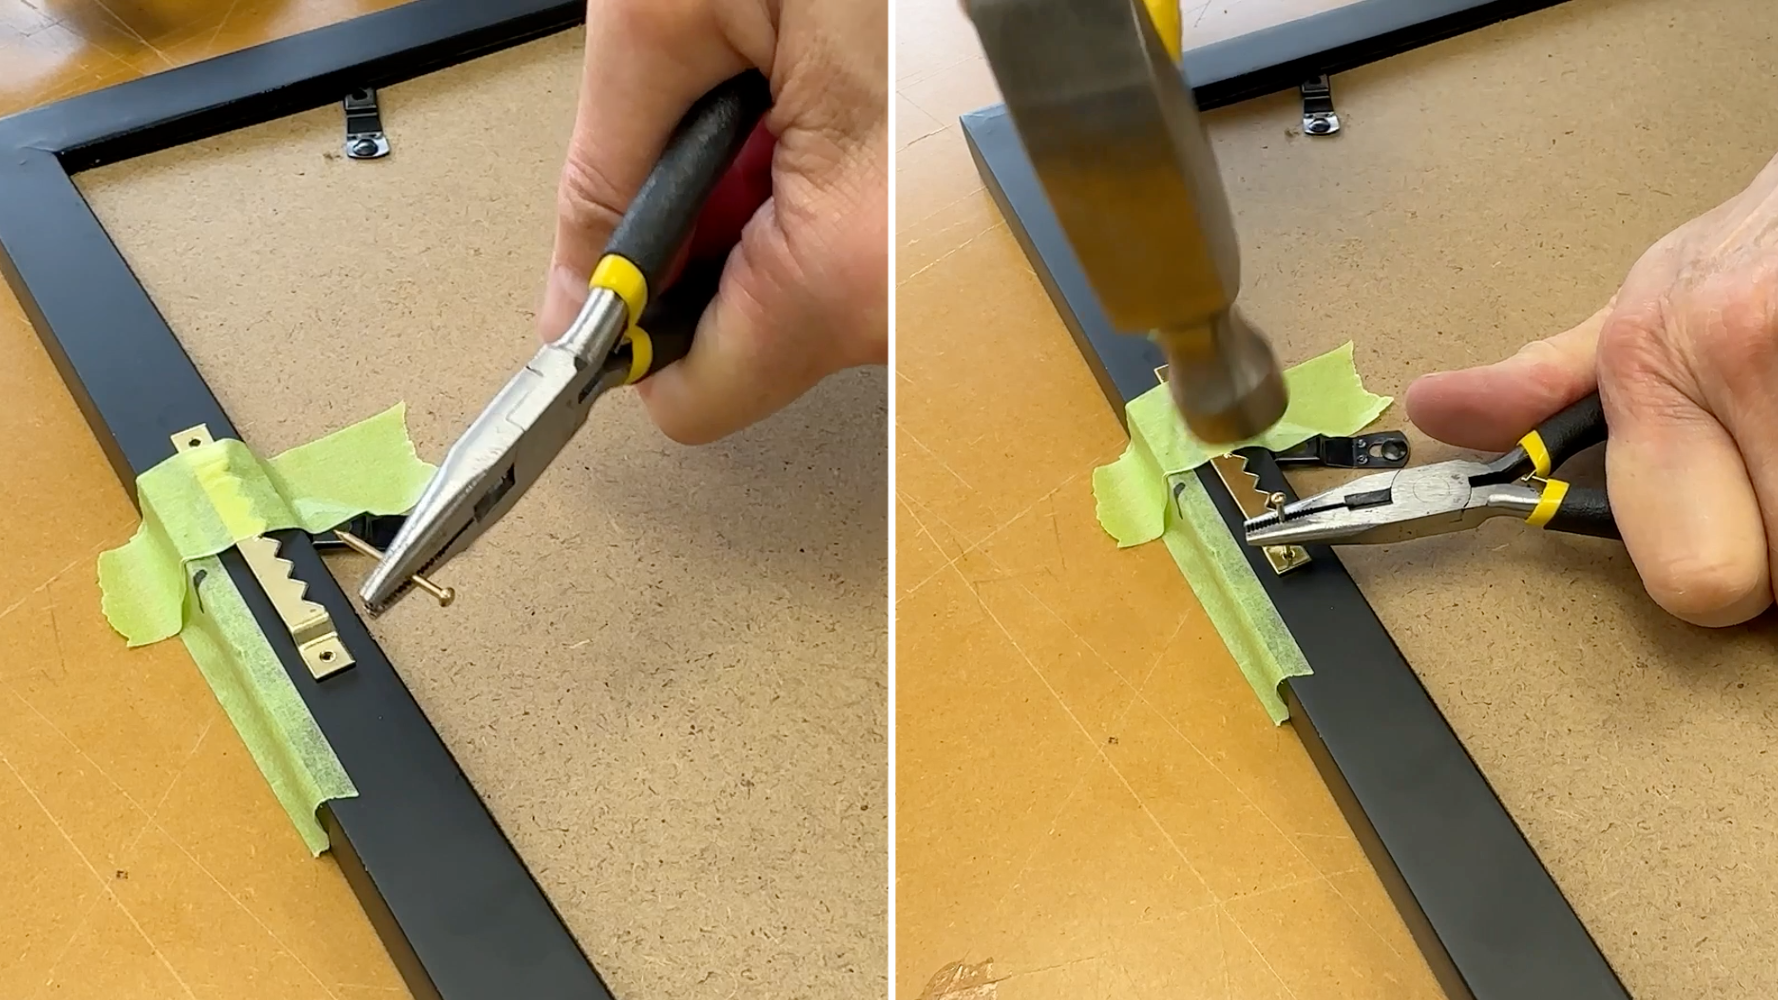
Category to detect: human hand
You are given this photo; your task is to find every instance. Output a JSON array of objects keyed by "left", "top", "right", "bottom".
[
  {"left": 1406, "top": 153, "right": 1778, "bottom": 627},
  {"left": 540, "top": 0, "right": 888, "bottom": 444}
]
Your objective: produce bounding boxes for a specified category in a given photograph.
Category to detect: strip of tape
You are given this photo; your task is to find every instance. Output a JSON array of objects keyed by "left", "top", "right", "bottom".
[
  {"left": 1092, "top": 342, "right": 1391, "bottom": 722},
  {"left": 1158, "top": 472, "right": 1311, "bottom": 723},
  {"left": 96, "top": 403, "right": 434, "bottom": 852},
  {"left": 99, "top": 403, "right": 434, "bottom": 646},
  {"left": 182, "top": 555, "right": 358, "bottom": 854}
]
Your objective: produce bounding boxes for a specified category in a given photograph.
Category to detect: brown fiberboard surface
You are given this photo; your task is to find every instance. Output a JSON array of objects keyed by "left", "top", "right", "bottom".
[
  {"left": 76, "top": 29, "right": 887, "bottom": 999},
  {"left": 1181, "top": 1, "right": 1777, "bottom": 997}
]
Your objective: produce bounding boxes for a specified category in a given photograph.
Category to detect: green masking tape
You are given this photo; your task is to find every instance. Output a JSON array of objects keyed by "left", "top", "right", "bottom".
[
  {"left": 1093, "top": 342, "right": 1392, "bottom": 722},
  {"left": 96, "top": 403, "right": 435, "bottom": 853}
]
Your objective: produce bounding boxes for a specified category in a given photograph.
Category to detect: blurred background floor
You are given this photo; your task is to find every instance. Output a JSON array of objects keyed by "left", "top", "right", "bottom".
[
  {"left": 893, "top": 1, "right": 1449, "bottom": 998},
  {"left": 0, "top": 4, "right": 409, "bottom": 998},
  {"left": 0, "top": 0, "right": 403, "bottom": 112}
]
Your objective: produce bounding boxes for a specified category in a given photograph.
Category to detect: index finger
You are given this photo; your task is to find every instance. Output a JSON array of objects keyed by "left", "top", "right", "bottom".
[{"left": 538, "top": 4, "right": 753, "bottom": 340}]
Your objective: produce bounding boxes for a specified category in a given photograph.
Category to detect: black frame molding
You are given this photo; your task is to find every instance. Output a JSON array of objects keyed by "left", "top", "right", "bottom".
[{"left": 960, "top": 1, "right": 1633, "bottom": 998}]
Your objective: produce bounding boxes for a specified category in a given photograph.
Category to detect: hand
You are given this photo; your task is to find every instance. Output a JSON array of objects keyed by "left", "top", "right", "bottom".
[
  {"left": 540, "top": 0, "right": 888, "bottom": 444},
  {"left": 1406, "top": 152, "right": 1778, "bottom": 627}
]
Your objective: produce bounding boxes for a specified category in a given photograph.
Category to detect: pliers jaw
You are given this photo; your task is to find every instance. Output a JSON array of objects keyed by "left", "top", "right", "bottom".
[
  {"left": 1242, "top": 460, "right": 1542, "bottom": 547},
  {"left": 359, "top": 290, "right": 631, "bottom": 614}
]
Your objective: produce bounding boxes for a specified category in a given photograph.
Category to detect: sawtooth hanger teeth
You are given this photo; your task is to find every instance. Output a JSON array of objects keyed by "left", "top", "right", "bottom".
[
  {"left": 1206, "top": 453, "right": 1310, "bottom": 576},
  {"left": 171, "top": 423, "right": 354, "bottom": 679}
]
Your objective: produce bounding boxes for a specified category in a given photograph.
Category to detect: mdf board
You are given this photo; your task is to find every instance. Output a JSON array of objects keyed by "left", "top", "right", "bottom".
[
  {"left": 72, "top": 28, "right": 889, "bottom": 1000},
  {"left": 1179, "top": 1, "right": 1773, "bottom": 996}
]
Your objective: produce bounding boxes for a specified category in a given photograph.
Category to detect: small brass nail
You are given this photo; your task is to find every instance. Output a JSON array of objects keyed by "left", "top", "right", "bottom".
[{"left": 334, "top": 530, "right": 455, "bottom": 607}]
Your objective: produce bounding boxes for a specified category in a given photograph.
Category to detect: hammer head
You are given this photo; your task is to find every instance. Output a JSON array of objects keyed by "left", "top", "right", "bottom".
[
  {"left": 1157, "top": 308, "right": 1289, "bottom": 445},
  {"left": 966, "top": 0, "right": 1288, "bottom": 443}
]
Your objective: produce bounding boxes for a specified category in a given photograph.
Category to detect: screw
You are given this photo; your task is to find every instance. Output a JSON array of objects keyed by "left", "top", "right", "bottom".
[
  {"left": 333, "top": 530, "right": 454, "bottom": 606},
  {"left": 351, "top": 138, "right": 379, "bottom": 158},
  {"left": 1265, "top": 544, "right": 1306, "bottom": 570},
  {"left": 1266, "top": 492, "right": 1287, "bottom": 513}
]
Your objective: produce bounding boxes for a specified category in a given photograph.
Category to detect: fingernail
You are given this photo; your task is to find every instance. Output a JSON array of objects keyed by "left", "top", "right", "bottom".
[
  {"left": 537, "top": 265, "right": 589, "bottom": 340},
  {"left": 550, "top": 263, "right": 588, "bottom": 301},
  {"left": 1408, "top": 369, "right": 1460, "bottom": 393}
]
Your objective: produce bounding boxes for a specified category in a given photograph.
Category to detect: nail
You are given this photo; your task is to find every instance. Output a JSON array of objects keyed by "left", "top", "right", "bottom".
[{"left": 333, "top": 530, "right": 455, "bottom": 607}]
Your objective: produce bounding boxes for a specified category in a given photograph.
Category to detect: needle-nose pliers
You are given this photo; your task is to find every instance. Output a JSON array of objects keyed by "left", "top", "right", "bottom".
[
  {"left": 1243, "top": 392, "right": 1619, "bottom": 548},
  {"left": 359, "top": 71, "right": 773, "bottom": 613}
]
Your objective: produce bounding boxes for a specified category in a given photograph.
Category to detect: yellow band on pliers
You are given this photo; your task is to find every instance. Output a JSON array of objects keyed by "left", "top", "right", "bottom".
[
  {"left": 589, "top": 254, "right": 648, "bottom": 323},
  {"left": 1520, "top": 430, "right": 1553, "bottom": 478},
  {"left": 1526, "top": 478, "right": 1568, "bottom": 528},
  {"left": 1142, "top": 0, "right": 1182, "bottom": 61},
  {"left": 623, "top": 328, "right": 653, "bottom": 384},
  {"left": 590, "top": 254, "right": 654, "bottom": 384}
]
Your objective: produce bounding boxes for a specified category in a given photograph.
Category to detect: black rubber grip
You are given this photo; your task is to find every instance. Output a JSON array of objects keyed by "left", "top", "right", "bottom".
[
  {"left": 1542, "top": 483, "right": 1620, "bottom": 539},
  {"left": 624, "top": 257, "right": 724, "bottom": 380},
  {"left": 604, "top": 70, "right": 772, "bottom": 290},
  {"left": 1529, "top": 391, "right": 1608, "bottom": 473}
]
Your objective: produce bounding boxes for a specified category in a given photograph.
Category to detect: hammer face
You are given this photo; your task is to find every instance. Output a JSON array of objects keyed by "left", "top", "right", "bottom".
[{"left": 1158, "top": 309, "right": 1290, "bottom": 445}]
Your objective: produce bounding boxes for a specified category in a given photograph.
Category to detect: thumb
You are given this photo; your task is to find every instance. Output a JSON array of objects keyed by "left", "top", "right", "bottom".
[
  {"left": 634, "top": 200, "right": 870, "bottom": 444},
  {"left": 537, "top": 7, "right": 749, "bottom": 341},
  {"left": 1405, "top": 302, "right": 1610, "bottom": 451}
]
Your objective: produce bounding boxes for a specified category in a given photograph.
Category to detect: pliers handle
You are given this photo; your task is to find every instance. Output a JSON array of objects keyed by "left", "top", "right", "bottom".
[
  {"left": 618, "top": 117, "right": 774, "bottom": 378},
  {"left": 1472, "top": 392, "right": 1616, "bottom": 537},
  {"left": 1243, "top": 392, "right": 1618, "bottom": 548},
  {"left": 590, "top": 72, "right": 775, "bottom": 385}
]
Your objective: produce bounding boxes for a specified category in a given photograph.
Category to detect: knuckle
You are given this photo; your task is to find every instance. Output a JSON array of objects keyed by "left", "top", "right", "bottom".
[
  {"left": 555, "top": 154, "right": 625, "bottom": 233},
  {"left": 1512, "top": 337, "right": 1563, "bottom": 364},
  {"left": 1595, "top": 306, "right": 1672, "bottom": 382},
  {"left": 1509, "top": 335, "right": 1575, "bottom": 377},
  {"left": 1640, "top": 547, "right": 1771, "bottom": 627},
  {"left": 1594, "top": 306, "right": 1707, "bottom": 423},
  {"left": 1690, "top": 281, "right": 1778, "bottom": 390}
]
